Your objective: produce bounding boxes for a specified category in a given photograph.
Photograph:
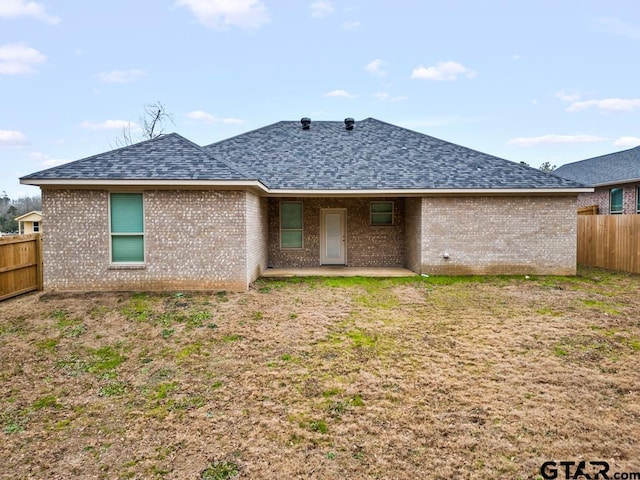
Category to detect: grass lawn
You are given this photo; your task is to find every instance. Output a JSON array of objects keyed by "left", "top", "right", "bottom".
[{"left": 1, "top": 269, "right": 639, "bottom": 479}]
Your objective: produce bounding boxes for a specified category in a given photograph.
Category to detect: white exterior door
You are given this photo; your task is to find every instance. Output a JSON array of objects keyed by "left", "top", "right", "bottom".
[{"left": 321, "top": 209, "right": 346, "bottom": 265}]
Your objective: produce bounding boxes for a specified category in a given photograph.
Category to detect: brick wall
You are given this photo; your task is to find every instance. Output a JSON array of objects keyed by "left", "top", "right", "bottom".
[
  {"left": 267, "top": 197, "right": 405, "bottom": 267},
  {"left": 404, "top": 197, "right": 422, "bottom": 272},
  {"left": 42, "top": 189, "right": 251, "bottom": 291},
  {"left": 418, "top": 196, "right": 577, "bottom": 275},
  {"left": 577, "top": 184, "right": 640, "bottom": 214},
  {"left": 245, "top": 192, "right": 268, "bottom": 284}
]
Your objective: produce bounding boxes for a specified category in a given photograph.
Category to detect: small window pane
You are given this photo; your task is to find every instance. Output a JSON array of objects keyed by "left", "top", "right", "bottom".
[
  {"left": 112, "top": 236, "right": 144, "bottom": 262},
  {"left": 111, "top": 193, "right": 144, "bottom": 232},
  {"left": 371, "top": 202, "right": 393, "bottom": 213},
  {"left": 637, "top": 186, "right": 640, "bottom": 213},
  {"left": 371, "top": 213, "right": 393, "bottom": 225},
  {"left": 281, "top": 231, "right": 303, "bottom": 248},
  {"left": 281, "top": 202, "right": 302, "bottom": 229},
  {"left": 610, "top": 188, "right": 623, "bottom": 214},
  {"left": 371, "top": 202, "right": 393, "bottom": 225}
]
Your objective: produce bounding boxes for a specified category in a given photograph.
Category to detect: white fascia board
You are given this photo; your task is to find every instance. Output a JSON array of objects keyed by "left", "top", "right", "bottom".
[
  {"left": 267, "top": 187, "right": 594, "bottom": 197},
  {"left": 20, "top": 179, "right": 593, "bottom": 196},
  {"left": 21, "top": 178, "right": 269, "bottom": 191},
  {"left": 593, "top": 178, "right": 640, "bottom": 187}
]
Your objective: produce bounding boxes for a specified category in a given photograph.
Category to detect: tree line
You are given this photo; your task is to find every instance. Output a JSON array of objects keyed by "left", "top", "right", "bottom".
[{"left": 0, "top": 192, "right": 42, "bottom": 233}]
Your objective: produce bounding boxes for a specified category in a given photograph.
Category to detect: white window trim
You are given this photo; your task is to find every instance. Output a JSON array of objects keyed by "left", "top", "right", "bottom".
[
  {"left": 109, "top": 192, "right": 146, "bottom": 265},
  {"left": 370, "top": 201, "right": 394, "bottom": 226},
  {"left": 280, "top": 201, "right": 304, "bottom": 249}
]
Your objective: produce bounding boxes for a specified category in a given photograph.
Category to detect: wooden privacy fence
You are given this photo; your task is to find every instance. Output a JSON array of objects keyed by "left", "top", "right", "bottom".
[
  {"left": 577, "top": 215, "right": 640, "bottom": 273},
  {"left": 0, "top": 233, "right": 43, "bottom": 301}
]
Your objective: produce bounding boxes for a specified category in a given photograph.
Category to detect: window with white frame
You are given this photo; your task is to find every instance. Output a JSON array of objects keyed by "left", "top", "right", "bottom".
[
  {"left": 610, "top": 188, "right": 623, "bottom": 214},
  {"left": 280, "top": 201, "right": 303, "bottom": 248},
  {"left": 370, "top": 201, "right": 394, "bottom": 225},
  {"left": 110, "top": 193, "right": 144, "bottom": 263}
]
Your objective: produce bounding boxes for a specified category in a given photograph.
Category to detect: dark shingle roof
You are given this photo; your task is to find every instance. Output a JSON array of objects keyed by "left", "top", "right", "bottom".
[
  {"left": 21, "top": 133, "right": 250, "bottom": 181},
  {"left": 553, "top": 146, "right": 640, "bottom": 186},
  {"left": 203, "top": 118, "right": 583, "bottom": 190},
  {"left": 22, "top": 119, "right": 586, "bottom": 191}
]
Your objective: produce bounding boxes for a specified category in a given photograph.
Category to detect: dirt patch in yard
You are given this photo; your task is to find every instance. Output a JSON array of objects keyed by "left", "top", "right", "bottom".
[{"left": 1, "top": 269, "right": 639, "bottom": 479}]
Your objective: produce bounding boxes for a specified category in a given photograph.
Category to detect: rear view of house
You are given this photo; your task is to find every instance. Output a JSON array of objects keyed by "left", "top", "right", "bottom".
[
  {"left": 554, "top": 145, "right": 640, "bottom": 215},
  {"left": 21, "top": 118, "right": 590, "bottom": 291}
]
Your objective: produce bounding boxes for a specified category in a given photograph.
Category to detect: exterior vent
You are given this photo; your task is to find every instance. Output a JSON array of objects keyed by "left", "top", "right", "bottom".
[
  {"left": 344, "top": 118, "right": 355, "bottom": 130},
  {"left": 301, "top": 117, "right": 311, "bottom": 130}
]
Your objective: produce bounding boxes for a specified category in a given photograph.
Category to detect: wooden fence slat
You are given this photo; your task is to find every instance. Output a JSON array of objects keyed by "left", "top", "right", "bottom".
[
  {"left": 0, "top": 233, "right": 42, "bottom": 301},
  {"left": 577, "top": 215, "right": 640, "bottom": 274}
]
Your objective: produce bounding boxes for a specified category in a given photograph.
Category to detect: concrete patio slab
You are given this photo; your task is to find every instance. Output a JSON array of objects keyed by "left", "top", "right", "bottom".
[{"left": 261, "top": 267, "right": 417, "bottom": 278}]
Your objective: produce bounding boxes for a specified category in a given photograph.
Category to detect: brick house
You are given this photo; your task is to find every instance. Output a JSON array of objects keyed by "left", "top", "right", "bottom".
[
  {"left": 553, "top": 145, "right": 640, "bottom": 215},
  {"left": 21, "top": 118, "right": 590, "bottom": 291}
]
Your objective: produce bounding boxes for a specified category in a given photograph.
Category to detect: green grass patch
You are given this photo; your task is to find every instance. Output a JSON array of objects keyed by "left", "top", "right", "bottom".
[
  {"left": 99, "top": 381, "right": 128, "bottom": 397},
  {"left": 149, "top": 382, "right": 179, "bottom": 400},
  {"left": 122, "top": 293, "right": 153, "bottom": 322},
  {"left": 35, "top": 338, "right": 59, "bottom": 351},
  {"left": 87, "top": 346, "right": 127, "bottom": 374},
  {"left": 581, "top": 299, "right": 622, "bottom": 315},
  {"left": 186, "top": 311, "right": 211, "bottom": 329},
  {"left": 176, "top": 342, "right": 204, "bottom": 360},
  {"left": 200, "top": 459, "right": 240, "bottom": 480},
  {"left": 32, "top": 395, "right": 62, "bottom": 410},
  {"left": 221, "top": 334, "right": 241, "bottom": 343},
  {"left": 346, "top": 329, "right": 377, "bottom": 348}
]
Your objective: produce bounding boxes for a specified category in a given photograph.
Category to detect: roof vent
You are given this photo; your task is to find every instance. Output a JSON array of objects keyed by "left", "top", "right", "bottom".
[
  {"left": 344, "top": 118, "right": 355, "bottom": 130},
  {"left": 301, "top": 117, "right": 311, "bottom": 130}
]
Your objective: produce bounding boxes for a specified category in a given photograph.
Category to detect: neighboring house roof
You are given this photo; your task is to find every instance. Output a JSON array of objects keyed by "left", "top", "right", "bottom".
[
  {"left": 21, "top": 119, "right": 589, "bottom": 193},
  {"left": 553, "top": 145, "right": 640, "bottom": 187},
  {"left": 14, "top": 210, "right": 42, "bottom": 221},
  {"left": 204, "top": 118, "right": 585, "bottom": 191},
  {"left": 21, "top": 133, "right": 252, "bottom": 183}
]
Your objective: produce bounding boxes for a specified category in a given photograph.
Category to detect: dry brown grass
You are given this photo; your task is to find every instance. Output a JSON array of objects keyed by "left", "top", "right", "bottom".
[{"left": 1, "top": 269, "right": 639, "bottom": 480}]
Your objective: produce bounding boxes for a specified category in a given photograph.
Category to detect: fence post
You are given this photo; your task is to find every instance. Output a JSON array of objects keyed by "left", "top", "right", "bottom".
[{"left": 36, "top": 233, "right": 44, "bottom": 291}]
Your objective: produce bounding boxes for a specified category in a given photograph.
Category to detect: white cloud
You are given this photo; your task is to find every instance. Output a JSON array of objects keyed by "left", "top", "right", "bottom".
[
  {"left": 507, "top": 134, "right": 607, "bottom": 147},
  {"left": 325, "top": 89, "right": 354, "bottom": 98},
  {"left": 0, "top": 43, "right": 46, "bottom": 75},
  {"left": 373, "top": 92, "right": 407, "bottom": 102},
  {"left": 0, "top": 0, "right": 60, "bottom": 25},
  {"left": 97, "top": 69, "right": 146, "bottom": 83},
  {"left": 185, "top": 110, "right": 243, "bottom": 124},
  {"left": 556, "top": 89, "right": 581, "bottom": 102},
  {"left": 0, "top": 130, "right": 28, "bottom": 147},
  {"left": 176, "top": 0, "right": 269, "bottom": 29},
  {"left": 598, "top": 17, "right": 640, "bottom": 40},
  {"left": 80, "top": 120, "right": 141, "bottom": 131},
  {"left": 30, "top": 151, "right": 70, "bottom": 167},
  {"left": 613, "top": 136, "right": 640, "bottom": 148},
  {"left": 342, "top": 20, "right": 360, "bottom": 30},
  {"left": 411, "top": 61, "right": 476, "bottom": 81},
  {"left": 365, "top": 59, "right": 387, "bottom": 77},
  {"left": 567, "top": 98, "right": 640, "bottom": 112},
  {"left": 310, "top": 1, "right": 334, "bottom": 18}
]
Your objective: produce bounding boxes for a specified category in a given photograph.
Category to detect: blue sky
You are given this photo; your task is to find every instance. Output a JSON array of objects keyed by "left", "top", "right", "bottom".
[{"left": 1, "top": 0, "right": 639, "bottom": 199}]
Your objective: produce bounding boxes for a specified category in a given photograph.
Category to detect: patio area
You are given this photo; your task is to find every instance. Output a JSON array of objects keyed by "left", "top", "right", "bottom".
[{"left": 261, "top": 266, "right": 417, "bottom": 278}]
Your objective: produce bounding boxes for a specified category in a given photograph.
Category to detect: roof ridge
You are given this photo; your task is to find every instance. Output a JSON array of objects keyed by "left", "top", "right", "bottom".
[
  {"left": 170, "top": 133, "right": 254, "bottom": 179},
  {"left": 555, "top": 144, "right": 640, "bottom": 171}
]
